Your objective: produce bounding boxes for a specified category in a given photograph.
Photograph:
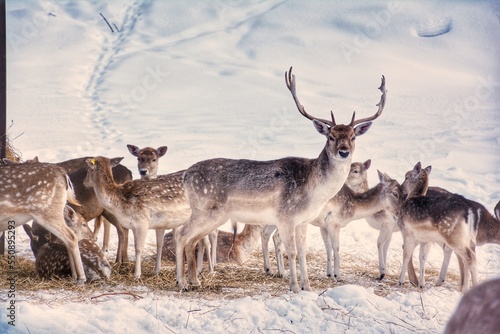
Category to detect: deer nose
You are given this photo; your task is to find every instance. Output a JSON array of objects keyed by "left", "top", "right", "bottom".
[
  {"left": 139, "top": 169, "right": 147, "bottom": 175},
  {"left": 339, "top": 150, "right": 350, "bottom": 159}
]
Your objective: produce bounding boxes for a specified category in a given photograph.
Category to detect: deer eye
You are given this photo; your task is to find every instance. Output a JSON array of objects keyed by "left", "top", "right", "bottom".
[
  {"left": 153, "top": 159, "right": 156, "bottom": 162},
  {"left": 328, "top": 135, "right": 336, "bottom": 142},
  {"left": 351, "top": 136, "right": 356, "bottom": 141},
  {"left": 391, "top": 191, "right": 399, "bottom": 198}
]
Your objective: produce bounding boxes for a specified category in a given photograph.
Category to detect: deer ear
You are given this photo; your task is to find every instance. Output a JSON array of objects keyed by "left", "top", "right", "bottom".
[
  {"left": 354, "top": 122, "right": 372, "bottom": 136},
  {"left": 363, "top": 159, "right": 371, "bottom": 171},
  {"left": 157, "top": 146, "right": 168, "bottom": 157},
  {"left": 2, "top": 158, "right": 16, "bottom": 165},
  {"left": 86, "top": 158, "right": 97, "bottom": 169},
  {"left": 424, "top": 165, "right": 432, "bottom": 175},
  {"left": 127, "top": 144, "right": 140, "bottom": 157},
  {"left": 413, "top": 162, "right": 422, "bottom": 172},
  {"left": 64, "top": 206, "right": 76, "bottom": 227},
  {"left": 312, "top": 119, "right": 330, "bottom": 136},
  {"left": 110, "top": 157, "right": 124, "bottom": 168},
  {"left": 32, "top": 156, "right": 39, "bottom": 163}
]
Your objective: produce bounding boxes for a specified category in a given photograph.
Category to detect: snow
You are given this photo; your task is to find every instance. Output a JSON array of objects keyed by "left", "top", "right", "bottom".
[{"left": 2, "top": 0, "right": 500, "bottom": 333}]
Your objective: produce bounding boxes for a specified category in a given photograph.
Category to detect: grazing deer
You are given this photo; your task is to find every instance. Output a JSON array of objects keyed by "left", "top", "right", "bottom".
[
  {"left": 164, "top": 224, "right": 262, "bottom": 264},
  {"left": 444, "top": 278, "right": 500, "bottom": 334},
  {"left": 175, "top": 67, "right": 386, "bottom": 292},
  {"left": 36, "top": 239, "right": 112, "bottom": 281},
  {"left": 84, "top": 156, "right": 213, "bottom": 278},
  {"left": 23, "top": 206, "right": 93, "bottom": 257},
  {"left": 0, "top": 163, "right": 86, "bottom": 282},
  {"left": 127, "top": 144, "right": 168, "bottom": 180},
  {"left": 398, "top": 162, "right": 479, "bottom": 292}
]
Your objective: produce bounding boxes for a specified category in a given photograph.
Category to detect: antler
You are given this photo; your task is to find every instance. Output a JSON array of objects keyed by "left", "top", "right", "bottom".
[
  {"left": 285, "top": 67, "right": 335, "bottom": 126},
  {"left": 349, "top": 75, "right": 387, "bottom": 127}
]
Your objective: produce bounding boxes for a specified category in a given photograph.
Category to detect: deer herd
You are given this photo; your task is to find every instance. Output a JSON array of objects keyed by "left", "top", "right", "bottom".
[{"left": 1, "top": 67, "right": 499, "bottom": 297}]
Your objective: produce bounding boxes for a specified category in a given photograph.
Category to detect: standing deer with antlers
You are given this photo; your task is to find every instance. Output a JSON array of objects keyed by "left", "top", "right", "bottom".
[
  {"left": 0, "top": 163, "right": 86, "bottom": 282},
  {"left": 175, "top": 67, "right": 386, "bottom": 292}
]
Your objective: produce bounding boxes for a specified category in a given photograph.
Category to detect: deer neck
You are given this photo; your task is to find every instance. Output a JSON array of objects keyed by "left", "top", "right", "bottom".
[
  {"left": 311, "top": 148, "right": 352, "bottom": 201},
  {"left": 91, "top": 167, "right": 122, "bottom": 211},
  {"left": 340, "top": 183, "right": 387, "bottom": 221}
]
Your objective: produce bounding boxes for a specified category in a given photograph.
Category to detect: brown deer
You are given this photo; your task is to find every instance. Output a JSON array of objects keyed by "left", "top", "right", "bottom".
[
  {"left": 0, "top": 163, "right": 86, "bottom": 282},
  {"left": 398, "top": 162, "right": 479, "bottom": 292},
  {"left": 23, "top": 206, "right": 93, "bottom": 257},
  {"left": 444, "top": 278, "right": 500, "bottom": 334},
  {"left": 84, "top": 156, "right": 213, "bottom": 278},
  {"left": 127, "top": 145, "right": 168, "bottom": 179},
  {"left": 36, "top": 239, "right": 111, "bottom": 281},
  {"left": 175, "top": 67, "right": 386, "bottom": 292}
]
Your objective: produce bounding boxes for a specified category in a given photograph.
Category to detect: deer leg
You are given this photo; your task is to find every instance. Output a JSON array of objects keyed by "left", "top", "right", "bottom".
[
  {"left": 376, "top": 226, "right": 393, "bottom": 280},
  {"left": 261, "top": 225, "right": 277, "bottom": 275},
  {"left": 296, "top": 223, "right": 311, "bottom": 291},
  {"left": 399, "top": 235, "right": 418, "bottom": 286},
  {"left": 175, "top": 228, "right": 187, "bottom": 290},
  {"left": 132, "top": 224, "right": 148, "bottom": 279},
  {"left": 209, "top": 229, "right": 218, "bottom": 269},
  {"left": 319, "top": 226, "right": 333, "bottom": 278},
  {"left": 93, "top": 216, "right": 102, "bottom": 242},
  {"left": 102, "top": 211, "right": 129, "bottom": 265},
  {"left": 272, "top": 230, "right": 285, "bottom": 278},
  {"left": 437, "top": 243, "right": 452, "bottom": 286},
  {"left": 276, "top": 224, "right": 299, "bottom": 293},
  {"left": 196, "top": 239, "right": 205, "bottom": 275},
  {"left": 418, "top": 242, "right": 432, "bottom": 289},
  {"left": 154, "top": 229, "right": 165, "bottom": 275},
  {"left": 102, "top": 217, "right": 111, "bottom": 253},
  {"left": 331, "top": 225, "right": 342, "bottom": 280}
]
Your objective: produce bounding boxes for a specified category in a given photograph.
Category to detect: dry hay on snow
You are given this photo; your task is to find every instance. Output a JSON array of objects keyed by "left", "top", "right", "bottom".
[{"left": 0, "top": 249, "right": 462, "bottom": 304}]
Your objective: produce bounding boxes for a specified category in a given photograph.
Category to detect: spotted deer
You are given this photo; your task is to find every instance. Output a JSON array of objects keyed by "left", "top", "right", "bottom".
[
  {"left": 175, "top": 67, "right": 386, "bottom": 292},
  {"left": 0, "top": 163, "right": 86, "bottom": 282},
  {"left": 23, "top": 206, "right": 93, "bottom": 257},
  {"left": 84, "top": 156, "right": 213, "bottom": 278},
  {"left": 127, "top": 144, "right": 168, "bottom": 179},
  {"left": 36, "top": 238, "right": 111, "bottom": 281},
  {"left": 262, "top": 168, "right": 402, "bottom": 280},
  {"left": 398, "top": 162, "right": 479, "bottom": 292},
  {"left": 127, "top": 144, "right": 217, "bottom": 270},
  {"left": 3, "top": 156, "right": 133, "bottom": 263}
]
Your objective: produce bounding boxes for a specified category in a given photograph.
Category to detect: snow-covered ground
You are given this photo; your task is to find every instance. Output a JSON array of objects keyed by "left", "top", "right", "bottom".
[{"left": 2, "top": 0, "right": 500, "bottom": 333}]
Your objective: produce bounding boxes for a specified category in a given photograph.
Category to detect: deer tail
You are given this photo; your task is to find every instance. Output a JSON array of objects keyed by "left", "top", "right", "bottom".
[{"left": 65, "top": 174, "right": 81, "bottom": 206}]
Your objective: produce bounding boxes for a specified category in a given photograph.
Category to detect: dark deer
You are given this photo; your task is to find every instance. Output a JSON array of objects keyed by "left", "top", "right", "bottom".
[{"left": 175, "top": 67, "right": 386, "bottom": 292}]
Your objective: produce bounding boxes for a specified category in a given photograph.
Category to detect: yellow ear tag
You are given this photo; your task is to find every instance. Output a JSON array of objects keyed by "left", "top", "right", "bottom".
[{"left": 90, "top": 159, "right": 96, "bottom": 165}]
